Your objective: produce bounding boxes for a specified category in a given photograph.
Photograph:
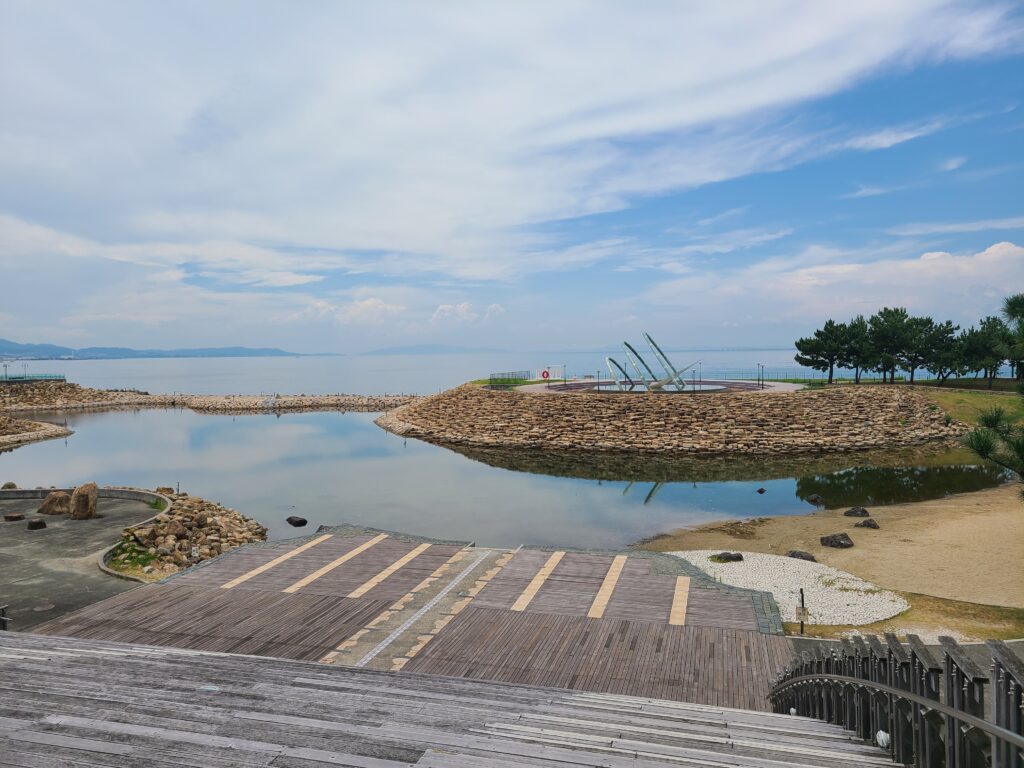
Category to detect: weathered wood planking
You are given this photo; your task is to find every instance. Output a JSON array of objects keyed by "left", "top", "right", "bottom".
[
  {"left": 30, "top": 583, "right": 391, "bottom": 661},
  {"left": 403, "top": 606, "right": 793, "bottom": 710},
  {"left": 0, "top": 632, "right": 890, "bottom": 768},
  {"left": 471, "top": 549, "right": 762, "bottom": 631},
  {"left": 174, "top": 534, "right": 464, "bottom": 600}
]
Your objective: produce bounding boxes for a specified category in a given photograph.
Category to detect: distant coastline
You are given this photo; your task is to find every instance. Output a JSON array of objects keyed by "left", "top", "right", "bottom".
[{"left": 0, "top": 338, "right": 303, "bottom": 361}]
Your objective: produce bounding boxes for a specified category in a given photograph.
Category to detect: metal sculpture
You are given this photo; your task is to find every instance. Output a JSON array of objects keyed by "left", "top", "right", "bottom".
[{"left": 606, "top": 332, "right": 697, "bottom": 391}]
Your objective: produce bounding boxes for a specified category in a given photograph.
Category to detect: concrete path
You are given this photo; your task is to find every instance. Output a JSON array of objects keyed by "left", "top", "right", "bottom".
[
  {"left": 517, "top": 378, "right": 806, "bottom": 393},
  {"left": 0, "top": 497, "right": 155, "bottom": 630}
]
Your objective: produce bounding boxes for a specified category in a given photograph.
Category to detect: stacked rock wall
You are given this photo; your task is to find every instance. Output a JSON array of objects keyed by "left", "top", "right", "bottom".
[
  {"left": 1, "top": 381, "right": 416, "bottom": 414},
  {"left": 377, "top": 384, "right": 963, "bottom": 455}
]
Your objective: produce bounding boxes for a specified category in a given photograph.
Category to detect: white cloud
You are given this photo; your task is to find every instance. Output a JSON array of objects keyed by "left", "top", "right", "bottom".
[
  {"left": 432, "top": 302, "right": 479, "bottom": 324},
  {"left": 0, "top": 2, "right": 1019, "bottom": 283},
  {"left": 638, "top": 241, "right": 1024, "bottom": 327},
  {"left": 889, "top": 216, "right": 1024, "bottom": 236},
  {"left": 838, "top": 119, "right": 948, "bottom": 150},
  {"left": 333, "top": 297, "right": 406, "bottom": 324},
  {"left": 842, "top": 185, "right": 891, "bottom": 199},
  {"left": 940, "top": 156, "right": 967, "bottom": 171}
]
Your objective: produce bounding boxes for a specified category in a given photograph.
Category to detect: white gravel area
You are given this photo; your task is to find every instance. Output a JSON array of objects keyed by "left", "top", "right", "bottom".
[{"left": 672, "top": 550, "right": 910, "bottom": 626}]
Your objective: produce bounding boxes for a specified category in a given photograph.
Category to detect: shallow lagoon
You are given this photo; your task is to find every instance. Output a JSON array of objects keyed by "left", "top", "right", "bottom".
[{"left": 0, "top": 408, "right": 1004, "bottom": 548}]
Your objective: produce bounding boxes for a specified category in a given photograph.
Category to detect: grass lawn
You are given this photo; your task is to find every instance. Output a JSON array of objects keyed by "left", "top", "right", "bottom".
[
  {"left": 915, "top": 377, "right": 1022, "bottom": 393},
  {"left": 918, "top": 386, "right": 1024, "bottom": 426},
  {"left": 784, "top": 591, "right": 1024, "bottom": 642}
]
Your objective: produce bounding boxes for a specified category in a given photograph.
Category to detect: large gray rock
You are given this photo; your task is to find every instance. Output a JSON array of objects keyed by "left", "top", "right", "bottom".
[
  {"left": 37, "top": 491, "right": 71, "bottom": 516},
  {"left": 843, "top": 506, "right": 870, "bottom": 517},
  {"left": 820, "top": 532, "right": 854, "bottom": 548},
  {"left": 713, "top": 551, "right": 744, "bottom": 562},
  {"left": 855, "top": 518, "right": 880, "bottom": 529},
  {"left": 69, "top": 482, "right": 99, "bottom": 520},
  {"left": 786, "top": 550, "right": 817, "bottom": 562}
]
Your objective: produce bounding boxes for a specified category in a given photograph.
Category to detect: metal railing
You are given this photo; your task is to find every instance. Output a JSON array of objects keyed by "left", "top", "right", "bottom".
[
  {"left": 770, "top": 633, "right": 1024, "bottom": 767},
  {"left": 0, "top": 373, "right": 66, "bottom": 382}
]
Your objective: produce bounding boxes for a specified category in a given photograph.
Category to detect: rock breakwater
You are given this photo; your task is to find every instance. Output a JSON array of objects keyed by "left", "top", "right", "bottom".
[
  {"left": 0, "top": 415, "right": 72, "bottom": 451},
  {"left": 1, "top": 381, "right": 416, "bottom": 414},
  {"left": 377, "top": 384, "right": 963, "bottom": 455}
]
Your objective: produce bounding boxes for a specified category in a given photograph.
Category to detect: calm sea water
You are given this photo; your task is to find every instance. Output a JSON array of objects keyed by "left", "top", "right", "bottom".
[
  {"left": 1, "top": 407, "right": 1003, "bottom": 548},
  {"left": 11, "top": 349, "right": 814, "bottom": 396}
]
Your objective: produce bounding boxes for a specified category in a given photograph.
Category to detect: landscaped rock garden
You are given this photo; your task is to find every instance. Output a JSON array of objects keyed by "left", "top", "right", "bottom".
[
  {"left": 109, "top": 491, "right": 268, "bottom": 580},
  {"left": 673, "top": 549, "right": 909, "bottom": 625}
]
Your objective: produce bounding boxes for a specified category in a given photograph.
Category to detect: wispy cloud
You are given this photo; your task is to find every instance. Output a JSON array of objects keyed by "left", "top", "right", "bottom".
[
  {"left": 1, "top": 2, "right": 1019, "bottom": 285},
  {"left": 939, "top": 156, "right": 967, "bottom": 171},
  {"left": 842, "top": 185, "right": 891, "bottom": 199},
  {"left": 889, "top": 216, "right": 1024, "bottom": 236}
]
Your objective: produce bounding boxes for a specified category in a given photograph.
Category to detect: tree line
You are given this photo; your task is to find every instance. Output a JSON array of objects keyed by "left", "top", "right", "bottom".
[{"left": 793, "top": 294, "right": 1024, "bottom": 386}]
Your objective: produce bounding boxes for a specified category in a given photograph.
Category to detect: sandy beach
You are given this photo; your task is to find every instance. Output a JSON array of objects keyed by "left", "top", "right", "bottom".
[{"left": 640, "top": 483, "right": 1024, "bottom": 609}]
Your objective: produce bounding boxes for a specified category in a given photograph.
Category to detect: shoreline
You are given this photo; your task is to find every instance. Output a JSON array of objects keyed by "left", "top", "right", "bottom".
[
  {"left": 0, "top": 419, "right": 73, "bottom": 452},
  {"left": 637, "top": 482, "right": 1024, "bottom": 610}
]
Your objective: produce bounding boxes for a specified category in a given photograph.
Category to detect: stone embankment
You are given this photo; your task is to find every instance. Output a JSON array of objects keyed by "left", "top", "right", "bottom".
[
  {"left": 377, "top": 384, "right": 964, "bottom": 454},
  {"left": 112, "top": 490, "right": 267, "bottom": 579},
  {"left": 1, "top": 381, "right": 416, "bottom": 414},
  {"left": 0, "top": 415, "right": 72, "bottom": 451}
]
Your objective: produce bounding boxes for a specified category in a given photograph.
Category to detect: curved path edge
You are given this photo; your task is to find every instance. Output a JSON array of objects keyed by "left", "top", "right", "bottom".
[{"left": 0, "top": 486, "right": 173, "bottom": 584}]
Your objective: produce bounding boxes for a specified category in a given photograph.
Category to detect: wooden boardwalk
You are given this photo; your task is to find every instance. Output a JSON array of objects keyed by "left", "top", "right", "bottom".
[
  {"left": 404, "top": 607, "right": 792, "bottom": 711},
  {"left": 29, "top": 535, "right": 791, "bottom": 709},
  {"left": 33, "top": 533, "right": 466, "bottom": 662},
  {"left": 0, "top": 633, "right": 893, "bottom": 767}
]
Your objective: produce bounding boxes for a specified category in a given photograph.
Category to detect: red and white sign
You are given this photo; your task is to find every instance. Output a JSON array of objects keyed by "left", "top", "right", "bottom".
[{"left": 541, "top": 369, "right": 550, "bottom": 379}]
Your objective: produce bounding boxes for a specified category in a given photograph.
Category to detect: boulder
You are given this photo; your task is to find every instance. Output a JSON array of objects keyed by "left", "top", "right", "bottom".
[
  {"left": 1, "top": 481, "right": 17, "bottom": 490},
  {"left": 37, "top": 491, "right": 71, "bottom": 516},
  {"left": 4, "top": 512, "right": 26, "bottom": 522},
  {"left": 286, "top": 516, "right": 308, "bottom": 527},
  {"left": 155, "top": 487, "right": 175, "bottom": 495},
  {"left": 820, "top": 532, "right": 854, "bottom": 548},
  {"left": 69, "top": 483, "right": 99, "bottom": 520},
  {"left": 806, "top": 494, "right": 825, "bottom": 506},
  {"left": 165, "top": 520, "right": 188, "bottom": 539},
  {"left": 27, "top": 519, "right": 47, "bottom": 531},
  {"left": 713, "top": 551, "right": 744, "bottom": 562},
  {"left": 855, "top": 518, "right": 880, "bottom": 529},
  {"left": 786, "top": 550, "right": 817, "bottom": 562},
  {"left": 756, "top": 487, "right": 767, "bottom": 495},
  {"left": 843, "top": 506, "right": 870, "bottom": 517}
]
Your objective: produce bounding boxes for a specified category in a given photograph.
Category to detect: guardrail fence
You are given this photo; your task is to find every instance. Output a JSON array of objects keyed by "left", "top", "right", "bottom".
[{"left": 770, "top": 633, "right": 1024, "bottom": 767}]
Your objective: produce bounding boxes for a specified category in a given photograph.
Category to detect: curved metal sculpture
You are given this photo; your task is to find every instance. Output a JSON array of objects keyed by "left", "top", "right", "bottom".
[
  {"left": 605, "top": 357, "right": 635, "bottom": 390},
  {"left": 605, "top": 333, "right": 698, "bottom": 391}
]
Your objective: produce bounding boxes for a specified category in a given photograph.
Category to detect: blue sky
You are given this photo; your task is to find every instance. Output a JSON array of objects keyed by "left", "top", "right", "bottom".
[{"left": 0, "top": 1, "right": 1022, "bottom": 353}]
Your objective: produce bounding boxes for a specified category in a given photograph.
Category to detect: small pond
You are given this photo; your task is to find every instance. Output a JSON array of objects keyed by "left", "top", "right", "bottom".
[{"left": 0, "top": 408, "right": 1004, "bottom": 548}]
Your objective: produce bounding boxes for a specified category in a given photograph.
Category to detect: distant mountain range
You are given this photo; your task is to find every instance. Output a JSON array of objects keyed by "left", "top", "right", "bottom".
[
  {"left": 357, "top": 344, "right": 510, "bottom": 356},
  {"left": 0, "top": 338, "right": 298, "bottom": 360}
]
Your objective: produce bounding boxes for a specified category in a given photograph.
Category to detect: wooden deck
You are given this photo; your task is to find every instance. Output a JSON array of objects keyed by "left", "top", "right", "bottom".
[
  {"left": 28, "top": 534, "right": 791, "bottom": 710},
  {"left": 403, "top": 606, "right": 793, "bottom": 711},
  {"left": 33, "top": 533, "right": 467, "bottom": 662},
  {"left": 0, "top": 633, "right": 893, "bottom": 767}
]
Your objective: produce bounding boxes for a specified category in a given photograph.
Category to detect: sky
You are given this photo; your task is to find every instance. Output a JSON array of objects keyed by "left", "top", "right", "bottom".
[{"left": 1, "top": 1, "right": 1023, "bottom": 353}]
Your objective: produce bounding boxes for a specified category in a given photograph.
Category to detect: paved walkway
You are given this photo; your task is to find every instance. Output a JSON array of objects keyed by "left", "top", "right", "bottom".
[
  {"left": 517, "top": 379, "right": 806, "bottom": 393},
  {"left": 0, "top": 497, "right": 154, "bottom": 630}
]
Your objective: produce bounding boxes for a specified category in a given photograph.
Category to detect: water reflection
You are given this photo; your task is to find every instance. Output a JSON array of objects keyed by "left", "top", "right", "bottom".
[{"left": 0, "top": 409, "right": 1002, "bottom": 548}]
